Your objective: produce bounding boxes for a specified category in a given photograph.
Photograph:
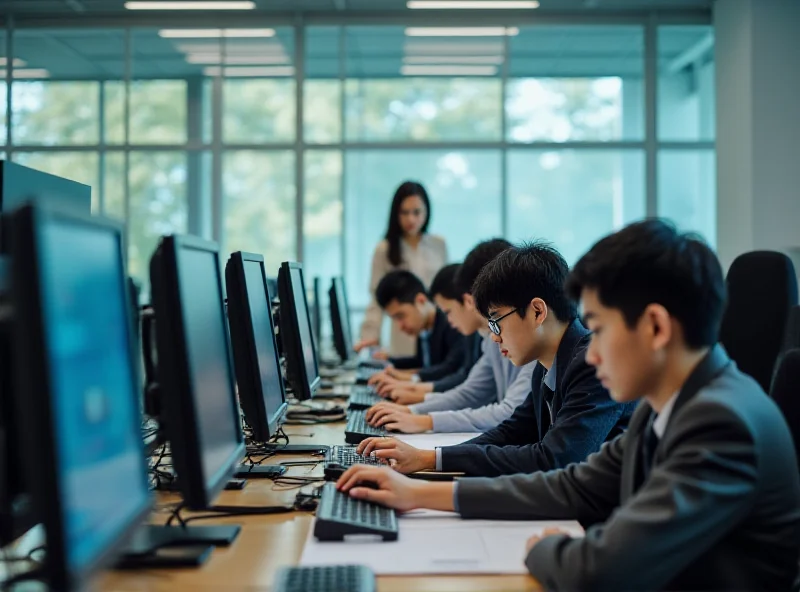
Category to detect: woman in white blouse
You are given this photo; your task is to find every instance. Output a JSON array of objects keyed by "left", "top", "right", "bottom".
[{"left": 355, "top": 181, "right": 448, "bottom": 357}]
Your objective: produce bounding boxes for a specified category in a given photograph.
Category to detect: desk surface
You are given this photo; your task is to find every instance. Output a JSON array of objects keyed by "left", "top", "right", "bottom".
[{"left": 99, "top": 419, "right": 542, "bottom": 592}]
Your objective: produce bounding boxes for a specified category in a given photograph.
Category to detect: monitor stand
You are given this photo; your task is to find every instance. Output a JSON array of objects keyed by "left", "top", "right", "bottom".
[
  {"left": 234, "top": 464, "right": 287, "bottom": 479},
  {"left": 116, "top": 523, "right": 241, "bottom": 569}
]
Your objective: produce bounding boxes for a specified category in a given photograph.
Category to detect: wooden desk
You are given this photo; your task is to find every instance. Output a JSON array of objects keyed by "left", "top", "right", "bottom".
[{"left": 100, "top": 420, "right": 542, "bottom": 592}]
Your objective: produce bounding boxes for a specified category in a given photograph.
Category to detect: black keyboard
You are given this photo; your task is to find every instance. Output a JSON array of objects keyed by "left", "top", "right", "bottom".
[
  {"left": 323, "top": 445, "right": 389, "bottom": 480},
  {"left": 348, "top": 385, "right": 384, "bottom": 410},
  {"left": 273, "top": 565, "right": 376, "bottom": 592},
  {"left": 313, "top": 482, "right": 398, "bottom": 542},
  {"left": 355, "top": 366, "right": 382, "bottom": 384},
  {"left": 344, "top": 410, "right": 387, "bottom": 444}
]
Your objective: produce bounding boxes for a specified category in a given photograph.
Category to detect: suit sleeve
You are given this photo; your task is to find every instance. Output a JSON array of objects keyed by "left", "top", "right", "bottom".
[
  {"left": 390, "top": 353, "right": 422, "bottom": 370},
  {"left": 410, "top": 350, "right": 496, "bottom": 414},
  {"left": 456, "top": 431, "right": 626, "bottom": 526},
  {"left": 525, "top": 401, "right": 759, "bottom": 591},
  {"left": 441, "top": 360, "right": 629, "bottom": 476},
  {"left": 417, "top": 329, "right": 466, "bottom": 382},
  {"left": 431, "top": 366, "right": 467, "bottom": 393}
]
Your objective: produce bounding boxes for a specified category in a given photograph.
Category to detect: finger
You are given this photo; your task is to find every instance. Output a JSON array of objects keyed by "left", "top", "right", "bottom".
[
  {"left": 384, "top": 422, "right": 402, "bottom": 433},
  {"left": 372, "top": 448, "right": 401, "bottom": 460},
  {"left": 349, "top": 487, "right": 393, "bottom": 507},
  {"left": 369, "top": 410, "right": 389, "bottom": 426},
  {"left": 363, "top": 438, "right": 398, "bottom": 452},
  {"left": 337, "top": 465, "right": 379, "bottom": 492},
  {"left": 357, "top": 438, "right": 377, "bottom": 455}
]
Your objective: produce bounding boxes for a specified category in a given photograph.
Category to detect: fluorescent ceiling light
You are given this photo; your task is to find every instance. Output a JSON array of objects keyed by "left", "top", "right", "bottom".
[
  {"left": 403, "top": 55, "right": 503, "bottom": 64},
  {"left": 126, "top": 1, "right": 255, "bottom": 9},
  {"left": 187, "top": 54, "right": 290, "bottom": 64},
  {"left": 0, "top": 58, "right": 27, "bottom": 67},
  {"left": 0, "top": 68, "right": 50, "bottom": 79},
  {"left": 408, "top": 1, "right": 539, "bottom": 7},
  {"left": 401, "top": 65, "right": 498, "bottom": 75},
  {"left": 175, "top": 42, "right": 285, "bottom": 54},
  {"left": 160, "top": 28, "right": 274, "bottom": 38},
  {"left": 404, "top": 42, "right": 504, "bottom": 54},
  {"left": 203, "top": 66, "right": 295, "bottom": 77},
  {"left": 405, "top": 27, "right": 519, "bottom": 36}
]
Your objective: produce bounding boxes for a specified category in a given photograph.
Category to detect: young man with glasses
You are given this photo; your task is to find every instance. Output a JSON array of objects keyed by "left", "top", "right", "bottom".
[{"left": 361, "top": 241, "right": 635, "bottom": 477}]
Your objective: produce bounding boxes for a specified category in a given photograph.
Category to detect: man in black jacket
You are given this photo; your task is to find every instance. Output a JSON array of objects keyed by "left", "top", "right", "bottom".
[
  {"left": 359, "top": 241, "right": 635, "bottom": 477},
  {"left": 367, "top": 270, "right": 465, "bottom": 389}
]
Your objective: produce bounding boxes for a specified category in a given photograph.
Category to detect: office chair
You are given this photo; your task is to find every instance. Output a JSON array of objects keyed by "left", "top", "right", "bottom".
[
  {"left": 770, "top": 349, "right": 800, "bottom": 469},
  {"left": 720, "top": 251, "right": 798, "bottom": 393}
]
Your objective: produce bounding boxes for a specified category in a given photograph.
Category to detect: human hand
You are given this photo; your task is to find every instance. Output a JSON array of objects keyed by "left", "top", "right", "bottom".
[
  {"left": 336, "top": 466, "right": 436, "bottom": 511},
  {"left": 387, "top": 385, "right": 430, "bottom": 405},
  {"left": 371, "top": 411, "right": 432, "bottom": 434},
  {"left": 356, "top": 437, "right": 436, "bottom": 474},
  {"left": 353, "top": 338, "right": 379, "bottom": 353},
  {"left": 525, "top": 528, "right": 571, "bottom": 554},
  {"left": 365, "top": 401, "right": 410, "bottom": 422}
]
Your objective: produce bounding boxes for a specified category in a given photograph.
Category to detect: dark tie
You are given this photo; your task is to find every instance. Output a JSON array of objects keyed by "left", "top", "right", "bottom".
[
  {"left": 640, "top": 412, "right": 659, "bottom": 483},
  {"left": 419, "top": 332, "right": 431, "bottom": 368},
  {"left": 541, "top": 377, "right": 555, "bottom": 429}
]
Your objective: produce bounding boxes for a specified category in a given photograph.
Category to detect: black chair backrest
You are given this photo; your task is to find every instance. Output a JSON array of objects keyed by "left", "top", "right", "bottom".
[
  {"left": 770, "top": 348, "right": 800, "bottom": 470},
  {"left": 720, "top": 251, "right": 798, "bottom": 393}
]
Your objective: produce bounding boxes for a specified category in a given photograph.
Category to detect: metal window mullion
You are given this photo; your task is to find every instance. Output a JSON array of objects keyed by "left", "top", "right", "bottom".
[
  {"left": 98, "top": 80, "right": 106, "bottom": 214},
  {"left": 500, "top": 30, "right": 509, "bottom": 239},
  {"left": 295, "top": 24, "right": 305, "bottom": 263},
  {"left": 123, "top": 28, "right": 131, "bottom": 257},
  {"left": 644, "top": 14, "right": 658, "bottom": 218},
  {"left": 6, "top": 16, "right": 13, "bottom": 157},
  {"left": 339, "top": 25, "right": 347, "bottom": 283}
]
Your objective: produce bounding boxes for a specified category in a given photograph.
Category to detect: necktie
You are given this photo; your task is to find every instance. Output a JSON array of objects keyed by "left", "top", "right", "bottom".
[
  {"left": 541, "top": 376, "right": 555, "bottom": 429},
  {"left": 640, "top": 412, "right": 659, "bottom": 482},
  {"left": 419, "top": 332, "right": 431, "bottom": 368}
]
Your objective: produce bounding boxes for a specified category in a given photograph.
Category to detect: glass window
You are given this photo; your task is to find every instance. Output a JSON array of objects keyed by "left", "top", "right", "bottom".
[
  {"left": 508, "top": 26, "right": 644, "bottom": 141},
  {"left": 658, "top": 26, "right": 715, "bottom": 141},
  {"left": 104, "top": 81, "right": 126, "bottom": 145},
  {"left": 305, "top": 80, "right": 341, "bottom": 144},
  {"left": 129, "top": 80, "right": 187, "bottom": 145},
  {"left": 345, "top": 149, "right": 502, "bottom": 309},
  {"left": 507, "top": 150, "right": 645, "bottom": 265},
  {"left": 128, "top": 151, "right": 188, "bottom": 288},
  {"left": 223, "top": 150, "right": 296, "bottom": 275},
  {"left": 103, "top": 151, "right": 125, "bottom": 220},
  {"left": 345, "top": 78, "right": 502, "bottom": 142},
  {"left": 12, "top": 82, "right": 99, "bottom": 146},
  {"left": 14, "top": 151, "right": 99, "bottom": 213},
  {"left": 223, "top": 79, "right": 296, "bottom": 144},
  {"left": 658, "top": 150, "right": 716, "bottom": 246}
]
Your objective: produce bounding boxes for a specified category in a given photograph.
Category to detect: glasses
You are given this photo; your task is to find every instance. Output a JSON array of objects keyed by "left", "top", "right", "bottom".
[{"left": 487, "top": 308, "right": 519, "bottom": 335}]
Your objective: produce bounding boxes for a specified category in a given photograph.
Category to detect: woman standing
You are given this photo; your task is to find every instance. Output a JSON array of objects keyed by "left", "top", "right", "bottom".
[{"left": 355, "top": 181, "right": 448, "bottom": 357}]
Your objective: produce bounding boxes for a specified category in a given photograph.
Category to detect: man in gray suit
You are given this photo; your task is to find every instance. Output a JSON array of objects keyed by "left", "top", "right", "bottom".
[{"left": 337, "top": 220, "right": 800, "bottom": 591}]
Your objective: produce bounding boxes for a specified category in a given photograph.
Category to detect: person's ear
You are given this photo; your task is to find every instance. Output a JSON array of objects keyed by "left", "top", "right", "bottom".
[
  {"left": 530, "top": 298, "right": 548, "bottom": 325},
  {"left": 462, "top": 293, "right": 476, "bottom": 312},
  {"left": 415, "top": 293, "right": 428, "bottom": 308},
  {"left": 642, "top": 304, "right": 672, "bottom": 350}
]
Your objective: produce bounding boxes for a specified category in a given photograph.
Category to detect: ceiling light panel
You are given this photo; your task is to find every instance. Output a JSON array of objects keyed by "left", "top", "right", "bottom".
[
  {"left": 126, "top": 1, "right": 255, "bottom": 9},
  {"left": 405, "top": 27, "right": 519, "bottom": 36},
  {"left": 408, "top": 1, "right": 539, "bottom": 8}
]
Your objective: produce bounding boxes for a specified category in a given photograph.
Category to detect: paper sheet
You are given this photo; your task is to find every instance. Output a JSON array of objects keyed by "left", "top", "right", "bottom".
[
  {"left": 300, "top": 517, "right": 583, "bottom": 575},
  {"left": 394, "top": 432, "right": 479, "bottom": 449}
]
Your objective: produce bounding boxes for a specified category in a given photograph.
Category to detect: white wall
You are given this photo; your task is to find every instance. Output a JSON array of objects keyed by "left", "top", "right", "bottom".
[{"left": 715, "top": 0, "right": 800, "bottom": 275}]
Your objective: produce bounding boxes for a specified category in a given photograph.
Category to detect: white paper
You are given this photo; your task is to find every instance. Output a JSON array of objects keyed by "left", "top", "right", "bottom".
[
  {"left": 300, "top": 517, "right": 583, "bottom": 575},
  {"left": 394, "top": 432, "right": 479, "bottom": 449}
]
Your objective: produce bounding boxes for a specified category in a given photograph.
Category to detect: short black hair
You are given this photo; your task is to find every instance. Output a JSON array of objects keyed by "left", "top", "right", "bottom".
[
  {"left": 472, "top": 240, "right": 578, "bottom": 323},
  {"left": 375, "top": 270, "right": 428, "bottom": 308},
  {"left": 429, "top": 264, "right": 463, "bottom": 303},
  {"left": 565, "top": 219, "right": 725, "bottom": 349},
  {"left": 455, "top": 238, "right": 512, "bottom": 296}
]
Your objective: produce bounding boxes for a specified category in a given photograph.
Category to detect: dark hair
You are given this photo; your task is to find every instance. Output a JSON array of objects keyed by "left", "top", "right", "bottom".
[
  {"left": 455, "top": 238, "right": 512, "bottom": 296},
  {"left": 473, "top": 241, "right": 577, "bottom": 323},
  {"left": 385, "top": 181, "right": 431, "bottom": 267},
  {"left": 375, "top": 270, "right": 428, "bottom": 309},
  {"left": 429, "top": 264, "right": 463, "bottom": 303},
  {"left": 565, "top": 219, "right": 725, "bottom": 349}
]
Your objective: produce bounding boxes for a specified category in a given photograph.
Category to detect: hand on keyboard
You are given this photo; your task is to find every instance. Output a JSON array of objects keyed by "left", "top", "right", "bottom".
[
  {"left": 369, "top": 411, "right": 433, "bottom": 434},
  {"left": 365, "top": 401, "right": 409, "bottom": 422},
  {"left": 356, "top": 438, "right": 436, "bottom": 474},
  {"left": 336, "top": 465, "right": 433, "bottom": 512},
  {"left": 385, "top": 385, "right": 429, "bottom": 405}
]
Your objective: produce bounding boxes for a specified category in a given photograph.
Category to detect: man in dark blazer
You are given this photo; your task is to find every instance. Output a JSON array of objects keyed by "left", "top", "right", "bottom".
[
  {"left": 359, "top": 241, "right": 634, "bottom": 476},
  {"left": 337, "top": 220, "right": 800, "bottom": 591}
]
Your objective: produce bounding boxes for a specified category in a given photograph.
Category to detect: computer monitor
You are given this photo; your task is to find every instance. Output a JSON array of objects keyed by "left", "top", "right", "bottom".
[
  {"left": 9, "top": 204, "right": 152, "bottom": 590},
  {"left": 308, "top": 276, "right": 322, "bottom": 349},
  {"left": 225, "top": 252, "right": 288, "bottom": 443},
  {"left": 329, "top": 277, "right": 354, "bottom": 364},
  {"left": 149, "top": 235, "right": 245, "bottom": 510},
  {"left": 0, "top": 161, "right": 91, "bottom": 252},
  {"left": 277, "top": 262, "right": 321, "bottom": 401}
]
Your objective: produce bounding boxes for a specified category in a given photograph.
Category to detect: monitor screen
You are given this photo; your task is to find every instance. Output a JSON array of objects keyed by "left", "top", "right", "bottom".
[
  {"left": 332, "top": 278, "right": 353, "bottom": 358},
  {"left": 39, "top": 219, "right": 148, "bottom": 573},
  {"left": 243, "top": 260, "right": 285, "bottom": 425},
  {"left": 289, "top": 266, "right": 319, "bottom": 387},
  {"left": 176, "top": 247, "right": 242, "bottom": 489}
]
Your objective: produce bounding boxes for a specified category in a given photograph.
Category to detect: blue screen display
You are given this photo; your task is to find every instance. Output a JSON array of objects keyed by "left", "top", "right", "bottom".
[
  {"left": 289, "top": 267, "right": 319, "bottom": 389},
  {"left": 243, "top": 261, "right": 285, "bottom": 424},
  {"left": 40, "top": 221, "right": 148, "bottom": 573},
  {"left": 177, "top": 248, "right": 241, "bottom": 488}
]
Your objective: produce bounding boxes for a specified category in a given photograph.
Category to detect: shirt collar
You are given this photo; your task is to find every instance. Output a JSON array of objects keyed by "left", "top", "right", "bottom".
[
  {"left": 652, "top": 391, "right": 680, "bottom": 439},
  {"left": 543, "top": 355, "right": 557, "bottom": 391}
]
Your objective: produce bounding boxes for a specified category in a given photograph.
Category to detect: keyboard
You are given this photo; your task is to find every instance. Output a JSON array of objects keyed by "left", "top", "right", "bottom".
[
  {"left": 313, "top": 482, "right": 398, "bottom": 542},
  {"left": 348, "top": 385, "right": 384, "bottom": 410},
  {"left": 344, "top": 410, "right": 388, "bottom": 445},
  {"left": 355, "top": 366, "right": 382, "bottom": 384},
  {"left": 323, "top": 445, "right": 389, "bottom": 480},
  {"left": 273, "top": 565, "right": 376, "bottom": 592}
]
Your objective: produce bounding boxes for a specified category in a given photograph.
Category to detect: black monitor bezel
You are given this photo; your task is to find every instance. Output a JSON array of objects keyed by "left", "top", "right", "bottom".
[
  {"left": 329, "top": 277, "right": 354, "bottom": 364},
  {"left": 149, "top": 234, "right": 245, "bottom": 510},
  {"left": 277, "top": 261, "right": 321, "bottom": 401},
  {"left": 10, "top": 204, "right": 153, "bottom": 590},
  {"left": 225, "top": 251, "right": 288, "bottom": 443}
]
